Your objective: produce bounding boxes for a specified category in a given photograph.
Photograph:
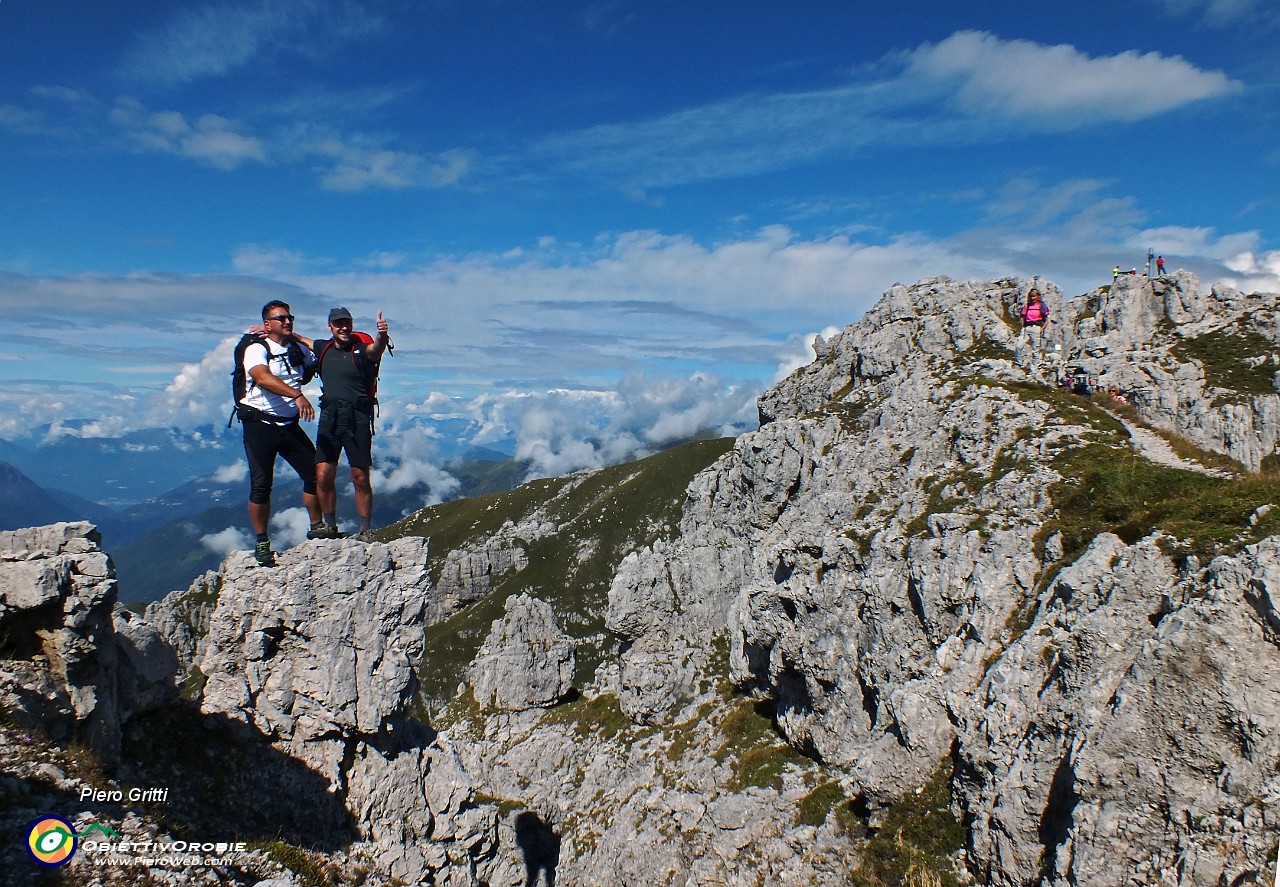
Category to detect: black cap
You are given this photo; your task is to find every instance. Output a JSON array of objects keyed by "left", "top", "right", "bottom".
[{"left": 328, "top": 307, "right": 353, "bottom": 323}]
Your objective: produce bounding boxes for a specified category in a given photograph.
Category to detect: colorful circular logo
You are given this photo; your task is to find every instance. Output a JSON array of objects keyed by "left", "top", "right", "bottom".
[{"left": 27, "top": 816, "right": 78, "bottom": 867}]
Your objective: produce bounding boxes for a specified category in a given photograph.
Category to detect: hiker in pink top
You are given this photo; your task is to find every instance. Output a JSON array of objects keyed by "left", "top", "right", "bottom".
[{"left": 1020, "top": 288, "right": 1050, "bottom": 352}]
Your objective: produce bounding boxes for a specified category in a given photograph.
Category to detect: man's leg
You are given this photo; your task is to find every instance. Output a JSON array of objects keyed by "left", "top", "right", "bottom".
[
  {"left": 352, "top": 466, "right": 373, "bottom": 530},
  {"left": 350, "top": 412, "right": 375, "bottom": 540},
  {"left": 248, "top": 500, "right": 271, "bottom": 535},
  {"left": 279, "top": 423, "right": 323, "bottom": 526},
  {"left": 243, "top": 421, "right": 279, "bottom": 566},
  {"left": 313, "top": 411, "right": 343, "bottom": 533},
  {"left": 316, "top": 461, "right": 339, "bottom": 517}
]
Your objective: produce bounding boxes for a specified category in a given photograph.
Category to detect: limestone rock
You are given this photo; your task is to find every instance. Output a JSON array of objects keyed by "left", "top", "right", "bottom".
[
  {"left": 469, "top": 594, "right": 575, "bottom": 710},
  {"left": 0, "top": 522, "right": 172, "bottom": 767}
]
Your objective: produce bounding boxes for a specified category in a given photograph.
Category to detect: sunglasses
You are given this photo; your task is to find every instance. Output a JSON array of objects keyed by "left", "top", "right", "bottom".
[{"left": 266, "top": 314, "right": 295, "bottom": 323}]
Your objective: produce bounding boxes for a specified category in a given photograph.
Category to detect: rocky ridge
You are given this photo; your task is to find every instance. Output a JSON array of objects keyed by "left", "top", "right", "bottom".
[{"left": 3, "top": 271, "right": 1280, "bottom": 885}]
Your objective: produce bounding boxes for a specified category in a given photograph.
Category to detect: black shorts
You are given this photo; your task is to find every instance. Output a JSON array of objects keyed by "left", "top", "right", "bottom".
[
  {"left": 315, "top": 403, "right": 373, "bottom": 469},
  {"left": 243, "top": 419, "right": 318, "bottom": 504}
]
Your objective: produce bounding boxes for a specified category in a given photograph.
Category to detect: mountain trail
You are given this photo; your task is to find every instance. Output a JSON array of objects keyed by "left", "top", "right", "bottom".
[{"left": 1118, "top": 417, "right": 1235, "bottom": 477}]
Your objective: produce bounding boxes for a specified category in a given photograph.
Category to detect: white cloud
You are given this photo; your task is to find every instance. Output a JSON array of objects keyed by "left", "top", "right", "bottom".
[
  {"left": 309, "top": 142, "right": 474, "bottom": 192},
  {"left": 1224, "top": 250, "right": 1280, "bottom": 293},
  {"left": 110, "top": 99, "right": 266, "bottom": 170},
  {"left": 149, "top": 335, "right": 242, "bottom": 428},
  {"left": 535, "top": 31, "right": 1240, "bottom": 189},
  {"left": 3, "top": 196, "right": 1278, "bottom": 442},
  {"left": 774, "top": 327, "right": 843, "bottom": 383},
  {"left": 233, "top": 245, "right": 311, "bottom": 276},
  {"left": 900, "top": 31, "right": 1241, "bottom": 123},
  {"left": 270, "top": 506, "right": 312, "bottom": 548},
  {"left": 425, "top": 374, "right": 757, "bottom": 480},
  {"left": 212, "top": 461, "right": 248, "bottom": 483},
  {"left": 201, "top": 526, "right": 251, "bottom": 556},
  {"left": 1145, "top": 0, "right": 1277, "bottom": 25},
  {"left": 367, "top": 426, "right": 462, "bottom": 500},
  {"left": 116, "top": 0, "right": 382, "bottom": 88}
]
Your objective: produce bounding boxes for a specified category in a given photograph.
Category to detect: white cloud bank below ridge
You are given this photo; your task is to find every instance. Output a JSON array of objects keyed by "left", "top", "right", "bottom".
[{"left": 1, "top": 194, "right": 1277, "bottom": 450}]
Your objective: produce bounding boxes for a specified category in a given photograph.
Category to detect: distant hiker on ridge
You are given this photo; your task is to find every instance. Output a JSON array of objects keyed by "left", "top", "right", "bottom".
[
  {"left": 232, "top": 300, "right": 323, "bottom": 567},
  {"left": 1020, "top": 287, "right": 1050, "bottom": 354},
  {"left": 1156, "top": 255, "right": 1166, "bottom": 276},
  {"left": 291, "top": 307, "right": 392, "bottom": 542}
]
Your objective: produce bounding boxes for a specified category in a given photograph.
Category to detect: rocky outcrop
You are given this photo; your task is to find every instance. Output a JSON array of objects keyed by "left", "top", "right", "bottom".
[
  {"left": 602, "top": 273, "right": 1280, "bottom": 884},
  {"left": 0, "top": 522, "right": 175, "bottom": 767},
  {"left": 961, "top": 532, "right": 1280, "bottom": 885},
  {"left": 177, "top": 536, "right": 499, "bottom": 883},
  {"left": 469, "top": 594, "right": 575, "bottom": 710}
]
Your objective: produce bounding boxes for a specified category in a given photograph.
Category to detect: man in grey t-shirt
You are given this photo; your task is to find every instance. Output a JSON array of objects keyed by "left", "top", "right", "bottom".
[{"left": 307, "top": 307, "right": 391, "bottom": 541}]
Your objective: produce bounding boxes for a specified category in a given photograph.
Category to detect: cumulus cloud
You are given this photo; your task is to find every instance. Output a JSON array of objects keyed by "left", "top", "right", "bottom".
[
  {"left": 1224, "top": 250, "right": 1280, "bottom": 293},
  {"left": 774, "top": 327, "right": 843, "bottom": 383},
  {"left": 424, "top": 372, "right": 757, "bottom": 480},
  {"left": 111, "top": 98, "right": 267, "bottom": 170},
  {"left": 368, "top": 426, "right": 462, "bottom": 501},
  {"left": 270, "top": 507, "right": 312, "bottom": 548},
  {"left": 535, "top": 31, "right": 1240, "bottom": 189},
  {"left": 4, "top": 197, "right": 1278, "bottom": 442},
  {"left": 899, "top": 31, "right": 1241, "bottom": 123},
  {"left": 212, "top": 461, "right": 247, "bottom": 483},
  {"left": 149, "top": 335, "right": 242, "bottom": 428},
  {"left": 201, "top": 526, "right": 251, "bottom": 556}
]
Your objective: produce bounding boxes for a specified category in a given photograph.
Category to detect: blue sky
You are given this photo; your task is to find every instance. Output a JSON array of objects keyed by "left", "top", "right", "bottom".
[{"left": 1, "top": 0, "right": 1278, "bottom": 476}]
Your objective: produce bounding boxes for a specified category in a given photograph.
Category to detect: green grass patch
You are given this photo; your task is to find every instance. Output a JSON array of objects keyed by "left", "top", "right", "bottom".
[
  {"left": 714, "top": 698, "right": 810, "bottom": 792},
  {"left": 1172, "top": 324, "right": 1279, "bottom": 400},
  {"left": 851, "top": 763, "right": 964, "bottom": 887},
  {"left": 1039, "top": 442, "right": 1280, "bottom": 574},
  {"left": 539, "top": 692, "right": 640, "bottom": 742},
  {"left": 960, "top": 336, "right": 1015, "bottom": 363},
  {"left": 796, "top": 780, "right": 847, "bottom": 828},
  {"left": 249, "top": 841, "right": 342, "bottom": 887},
  {"left": 1092, "top": 394, "right": 1246, "bottom": 476}
]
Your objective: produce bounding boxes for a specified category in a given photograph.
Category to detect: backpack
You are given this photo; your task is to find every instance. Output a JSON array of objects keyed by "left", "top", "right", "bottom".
[
  {"left": 315, "top": 332, "right": 393, "bottom": 432},
  {"left": 226, "top": 334, "right": 314, "bottom": 427}
]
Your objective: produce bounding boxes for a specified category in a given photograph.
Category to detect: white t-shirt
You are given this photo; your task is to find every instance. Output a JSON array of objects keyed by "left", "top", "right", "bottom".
[{"left": 239, "top": 338, "right": 315, "bottom": 420}]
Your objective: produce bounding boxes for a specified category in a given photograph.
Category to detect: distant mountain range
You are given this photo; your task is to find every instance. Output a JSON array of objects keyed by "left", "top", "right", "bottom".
[
  {"left": 0, "top": 452, "right": 533, "bottom": 605},
  {"left": 0, "top": 462, "right": 101, "bottom": 532}
]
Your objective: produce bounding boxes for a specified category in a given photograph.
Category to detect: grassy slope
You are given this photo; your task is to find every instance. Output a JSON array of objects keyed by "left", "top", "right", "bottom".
[{"left": 384, "top": 437, "right": 736, "bottom": 707}]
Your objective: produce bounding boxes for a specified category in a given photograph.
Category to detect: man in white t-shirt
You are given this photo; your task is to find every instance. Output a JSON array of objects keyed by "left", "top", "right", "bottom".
[{"left": 238, "top": 300, "right": 324, "bottom": 566}]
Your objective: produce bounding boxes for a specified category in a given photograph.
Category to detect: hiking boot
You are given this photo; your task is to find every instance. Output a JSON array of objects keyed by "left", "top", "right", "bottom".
[
  {"left": 307, "top": 522, "right": 340, "bottom": 540},
  {"left": 354, "top": 529, "right": 377, "bottom": 543},
  {"left": 254, "top": 540, "right": 277, "bottom": 567}
]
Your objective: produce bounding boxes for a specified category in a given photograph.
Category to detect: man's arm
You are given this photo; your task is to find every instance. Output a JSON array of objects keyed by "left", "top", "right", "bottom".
[
  {"left": 246, "top": 324, "right": 314, "bottom": 350},
  {"left": 248, "top": 364, "right": 316, "bottom": 421},
  {"left": 366, "top": 310, "right": 391, "bottom": 362}
]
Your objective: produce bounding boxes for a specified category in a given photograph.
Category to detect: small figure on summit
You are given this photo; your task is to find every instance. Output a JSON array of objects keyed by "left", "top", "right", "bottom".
[
  {"left": 1020, "top": 287, "right": 1050, "bottom": 353},
  {"left": 1156, "top": 255, "right": 1166, "bottom": 276}
]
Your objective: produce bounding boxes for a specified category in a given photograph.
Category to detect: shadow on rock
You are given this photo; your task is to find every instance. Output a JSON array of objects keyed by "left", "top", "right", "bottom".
[
  {"left": 515, "top": 810, "right": 561, "bottom": 887},
  {"left": 119, "top": 702, "right": 358, "bottom": 851}
]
